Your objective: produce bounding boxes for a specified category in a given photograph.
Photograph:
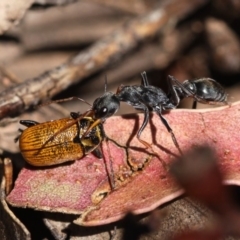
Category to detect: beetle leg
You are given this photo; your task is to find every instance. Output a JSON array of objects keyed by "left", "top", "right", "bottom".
[
  {"left": 15, "top": 120, "right": 39, "bottom": 143},
  {"left": 92, "top": 147, "right": 103, "bottom": 159},
  {"left": 14, "top": 129, "right": 24, "bottom": 143},
  {"left": 70, "top": 112, "right": 81, "bottom": 119},
  {"left": 19, "top": 120, "right": 39, "bottom": 127}
]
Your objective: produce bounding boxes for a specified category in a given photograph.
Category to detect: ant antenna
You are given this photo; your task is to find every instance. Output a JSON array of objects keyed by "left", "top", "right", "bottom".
[
  {"left": 37, "top": 97, "right": 92, "bottom": 109},
  {"left": 104, "top": 74, "right": 108, "bottom": 93}
]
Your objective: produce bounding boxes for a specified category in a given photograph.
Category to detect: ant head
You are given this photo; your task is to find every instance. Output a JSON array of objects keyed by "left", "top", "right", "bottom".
[{"left": 92, "top": 92, "right": 120, "bottom": 120}]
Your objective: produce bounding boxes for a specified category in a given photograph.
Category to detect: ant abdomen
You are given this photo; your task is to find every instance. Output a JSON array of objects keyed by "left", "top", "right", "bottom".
[{"left": 182, "top": 78, "right": 227, "bottom": 103}]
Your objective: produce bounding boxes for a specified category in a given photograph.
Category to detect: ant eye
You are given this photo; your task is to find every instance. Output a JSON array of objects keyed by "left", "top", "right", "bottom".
[{"left": 101, "top": 107, "right": 107, "bottom": 113}]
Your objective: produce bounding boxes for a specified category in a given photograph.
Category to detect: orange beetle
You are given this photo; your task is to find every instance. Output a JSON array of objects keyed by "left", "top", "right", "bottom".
[{"left": 16, "top": 113, "right": 104, "bottom": 166}]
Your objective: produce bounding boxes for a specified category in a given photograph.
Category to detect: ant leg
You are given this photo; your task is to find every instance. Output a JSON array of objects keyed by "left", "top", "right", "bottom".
[
  {"left": 155, "top": 108, "right": 183, "bottom": 155},
  {"left": 105, "top": 137, "right": 115, "bottom": 190},
  {"left": 166, "top": 76, "right": 184, "bottom": 107},
  {"left": 168, "top": 76, "right": 214, "bottom": 110},
  {"left": 168, "top": 76, "right": 215, "bottom": 105},
  {"left": 168, "top": 76, "right": 194, "bottom": 97},
  {"left": 19, "top": 120, "right": 39, "bottom": 127},
  {"left": 136, "top": 105, "right": 168, "bottom": 169},
  {"left": 136, "top": 105, "right": 152, "bottom": 149},
  {"left": 140, "top": 71, "right": 149, "bottom": 87},
  {"left": 192, "top": 100, "right": 197, "bottom": 109}
]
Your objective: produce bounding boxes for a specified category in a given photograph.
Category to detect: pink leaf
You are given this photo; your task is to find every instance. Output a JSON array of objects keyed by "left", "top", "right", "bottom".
[{"left": 7, "top": 101, "right": 240, "bottom": 226}]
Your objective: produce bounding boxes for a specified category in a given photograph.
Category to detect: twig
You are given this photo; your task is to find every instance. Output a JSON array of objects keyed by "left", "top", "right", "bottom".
[
  {"left": 34, "top": 0, "right": 76, "bottom": 5},
  {"left": 88, "top": 0, "right": 150, "bottom": 15}
]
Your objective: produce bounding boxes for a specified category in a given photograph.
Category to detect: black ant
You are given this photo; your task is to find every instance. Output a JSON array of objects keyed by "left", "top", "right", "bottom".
[{"left": 91, "top": 72, "right": 228, "bottom": 156}]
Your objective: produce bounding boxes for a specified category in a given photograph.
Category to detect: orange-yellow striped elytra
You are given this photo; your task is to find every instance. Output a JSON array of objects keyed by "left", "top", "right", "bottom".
[{"left": 16, "top": 113, "right": 104, "bottom": 166}]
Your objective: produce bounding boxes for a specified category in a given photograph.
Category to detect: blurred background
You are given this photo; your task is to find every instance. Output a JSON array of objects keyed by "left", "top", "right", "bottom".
[
  {"left": 1, "top": 1, "right": 240, "bottom": 239},
  {"left": 1, "top": 0, "right": 240, "bottom": 115}
]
